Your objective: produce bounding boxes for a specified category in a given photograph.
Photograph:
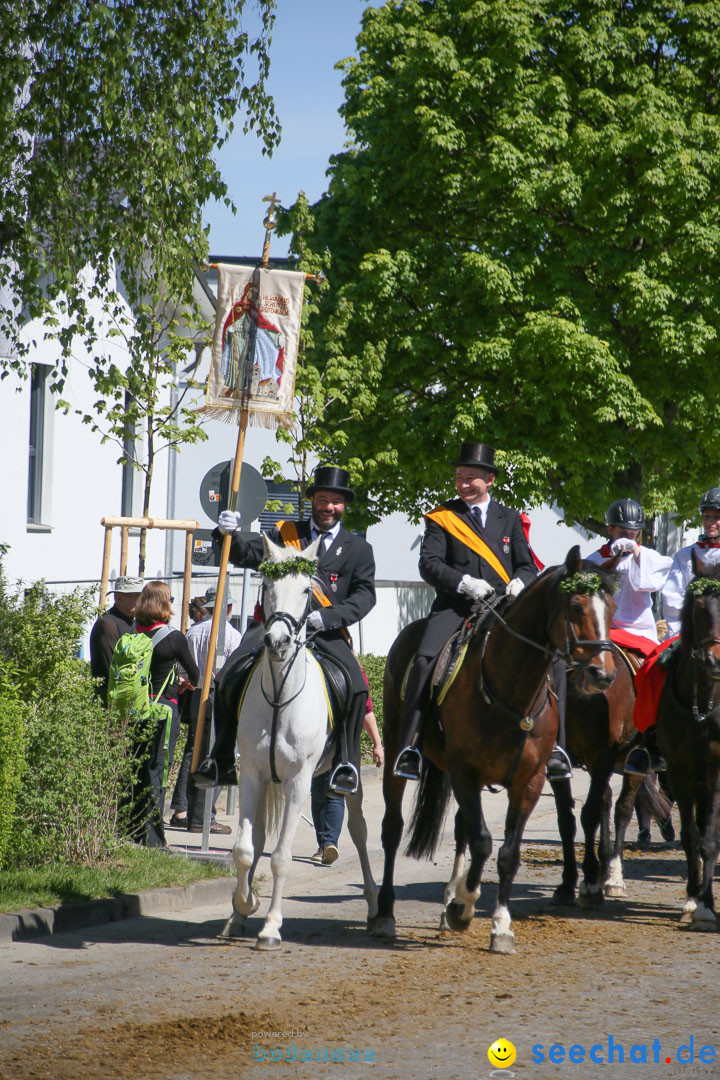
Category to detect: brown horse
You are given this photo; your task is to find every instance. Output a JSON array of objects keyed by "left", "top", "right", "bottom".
[
  {"left": 368, "top": 546, "right": 618, "bottom": 953},
  {"left": 657, "top": 552, "right": 720, "bottom": 931},
  {"left": 551, "top": 652, "right": 672, "bottom": 907}
]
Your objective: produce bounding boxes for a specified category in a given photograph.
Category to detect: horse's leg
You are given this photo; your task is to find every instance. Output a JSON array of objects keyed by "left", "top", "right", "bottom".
[
  {"left": 369, "top": 769, "right": 406, "bottom": 940},
  {"left": 220, "top": 773, "right": 264, "bottom": 939},
  {"left": 255, "top": 770, "right": 310, "bottom": 950},
  {"left": 440, "top": 807, "right": 467, "bottom": 929},
  {"left": 675, "top": 782, "right": 703, "bottom": 925},
  {"left": 578, "top": 764, "right": 613, "bottom": 909},
  {"left": 444, "top": 774, "right": 491, "bottom": 935},
  {"left": 491, "top": 769, "right": 545, "bottom": 954},
  {"left": 248, "top": 785, "right": 267, "bottom": 894},
  {"left": 604, "top": 773, "right": 642, "bottom": 898},
  {"left": 344, "top": 780, "right": 379, "bottom": 924},
  {"left": 689, "top": 779, "right": 720, "bottom": 932},
  {"left": 598, "top": 778, "right": 614, "bottom": 881},
  {"left": 549, "top": 778, "right": 577, "bottom": 906}
]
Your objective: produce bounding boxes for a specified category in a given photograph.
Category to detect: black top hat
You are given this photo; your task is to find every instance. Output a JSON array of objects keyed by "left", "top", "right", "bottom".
[
  {"left": 453, "top": 442, "right": 501, "bottom": 474},
  {"left": 306, "top": 465, "right": 355, "bottom": 502}
]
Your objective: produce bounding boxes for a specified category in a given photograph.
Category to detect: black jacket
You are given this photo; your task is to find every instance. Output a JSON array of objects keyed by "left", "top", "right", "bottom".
[
  {"left": 89, "top": 606, "right": 135, "bottom": 704},
  {"left": 420, "top": 497, "right": 538, "bottom": 617},
  {"left": 214, "top": 520, "right": 376, "bottom": 635}
]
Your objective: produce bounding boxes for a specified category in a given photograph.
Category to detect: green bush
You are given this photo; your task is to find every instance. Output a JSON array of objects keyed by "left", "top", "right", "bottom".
[
  {"left": 0, "top": 559, "right": 134, "bottom": 867},
  {"left": 0, "top": 674, "right": 26, "bottom": 867},
  {"left": 358, "top": 653, "right": 386, "bottom": 761}
]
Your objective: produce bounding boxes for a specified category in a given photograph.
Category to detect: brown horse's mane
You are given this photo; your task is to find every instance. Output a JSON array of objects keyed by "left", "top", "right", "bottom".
[{"left": 680, "top": 560, "right": 720, "bottom": 645}]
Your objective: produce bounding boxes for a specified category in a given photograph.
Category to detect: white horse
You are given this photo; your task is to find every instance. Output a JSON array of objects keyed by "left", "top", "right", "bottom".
[{"left": 221, "top": 535, "right": 379, "bottom": 949}]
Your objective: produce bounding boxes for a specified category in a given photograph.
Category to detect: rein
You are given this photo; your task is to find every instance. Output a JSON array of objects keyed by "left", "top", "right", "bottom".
[
  {"left": 260, "top": 590, "right": 314, "bottom": 784},
  {"left": 473, "top": 582, "right": 613, "bottom": 734}
]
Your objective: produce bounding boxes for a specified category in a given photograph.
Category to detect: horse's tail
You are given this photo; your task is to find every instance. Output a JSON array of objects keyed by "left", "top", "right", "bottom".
[
  {"left": 405, "top": 758, "right": 452, "bottom": 861},
  {"left": 264, "top": 781, "right": 285, "bottom": 839},
  {"left": 636, "top": 773, "right": 673, "bottom": 825}
]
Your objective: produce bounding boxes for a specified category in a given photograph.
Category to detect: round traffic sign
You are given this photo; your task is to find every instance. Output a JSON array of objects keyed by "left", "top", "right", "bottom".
[{"left": 199, "top": 461, "right": 268, "bottom": 525}]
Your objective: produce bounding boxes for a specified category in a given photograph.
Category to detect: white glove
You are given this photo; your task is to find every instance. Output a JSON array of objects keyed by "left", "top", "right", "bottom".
[
  {"left": 506, "top": 577, "right": 525, "bottom": 598},
  {"left": 307, "top": 611, "right": 324, "bottom": 631},
  {"left": 610, "top": 537, "right": 637, "bottom": 555},
  {"left": 458, "top": 575, "right": 494, "bottom": 602},
  {"left": 217, "top": 510, "right": 241, "bottom": 535}
]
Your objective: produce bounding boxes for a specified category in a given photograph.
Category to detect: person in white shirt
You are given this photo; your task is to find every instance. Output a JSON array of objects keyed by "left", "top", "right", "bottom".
[
  {"left": 586, "top": 498, "right": 672, "bottom": 648},
  {"left": 662, "top": 488, "right": 720, "bottom": 638},
  {"left": 168, "top": 589, "right": 242, "bottom": 834}
]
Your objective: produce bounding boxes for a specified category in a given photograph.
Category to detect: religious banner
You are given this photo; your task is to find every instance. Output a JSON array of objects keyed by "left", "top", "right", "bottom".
[{"left": 203, "top": 264, "right": 306, "bottom": 427}]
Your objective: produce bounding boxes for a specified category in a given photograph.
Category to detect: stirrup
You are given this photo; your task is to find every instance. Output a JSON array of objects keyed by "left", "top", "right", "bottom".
[
  {"left": 328, "top": 762, "right": 359, "bottom": 795},
  {"left": 546, "top": 745, "right": 573, "bottom": 782},
  {"left": 624, "top": 746, "right": 651, "bottom": 776},
  {"left": 393, "top": 746, "right": 423, "bottom": 781}
]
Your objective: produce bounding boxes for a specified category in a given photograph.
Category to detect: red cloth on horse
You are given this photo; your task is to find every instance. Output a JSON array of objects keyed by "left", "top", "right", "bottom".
[
  {"left": 632, "top": 636, "right": 680, "bottom": 733},
  {"left": 520, "top": 512, "right": 545, "bottom": 571},
  {"left": 609, "top": 627, "right": 658, "bottom": 659}
]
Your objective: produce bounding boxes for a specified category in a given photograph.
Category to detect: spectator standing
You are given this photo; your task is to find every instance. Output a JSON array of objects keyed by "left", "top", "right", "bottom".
[
  {"left": 168, "top": 587, "right": 241, "bottom": 835},
  {"left": 128, "top": 581, "right": 199, "bottom": 848},
  {"left": 89, "top": 576, "right": 144, "bottom": 704}
]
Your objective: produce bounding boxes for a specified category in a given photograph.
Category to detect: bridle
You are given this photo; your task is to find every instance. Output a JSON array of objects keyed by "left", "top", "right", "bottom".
[{"left": 258, "top": 582, "right": 317, "bottom": 783}]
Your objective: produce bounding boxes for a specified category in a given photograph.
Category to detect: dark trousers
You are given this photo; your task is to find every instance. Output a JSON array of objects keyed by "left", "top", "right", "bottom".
[
  {"left": 125, "top": 699, "right": 181, "bottom": 848},
  {"left": 311, "top": 770, "right": 345, "bottom": 849},
  {"left": 171, "top": 688, "right": 219, "bottom": 826}
]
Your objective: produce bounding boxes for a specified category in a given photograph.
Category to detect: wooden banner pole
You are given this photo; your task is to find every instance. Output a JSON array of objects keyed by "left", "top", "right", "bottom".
[
  {"left": 181, "top": 530, "right": 194, "bottom": 634},
  {"left": 191, "top": 408, "right": 249, "bottom": 774}
]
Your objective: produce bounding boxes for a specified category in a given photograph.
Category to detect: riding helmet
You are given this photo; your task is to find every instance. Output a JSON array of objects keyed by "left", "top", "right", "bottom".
[
  {"left": 699, "top": 487, "right": 720, "bottom": 513},
  {"left": 606, "top": 498, "right": 645, "bottom": 531}
]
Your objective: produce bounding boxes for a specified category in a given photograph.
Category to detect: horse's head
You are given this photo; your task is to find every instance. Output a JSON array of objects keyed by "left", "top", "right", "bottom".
[
  {"left": 548, "top": 545, "right": 618, "bottom": 693},
  {"left": 683, "top": 552, "right": 720, "bottom": 680},
  {"left": 258, "top": 535, "right": 321, "bottom": 662}
]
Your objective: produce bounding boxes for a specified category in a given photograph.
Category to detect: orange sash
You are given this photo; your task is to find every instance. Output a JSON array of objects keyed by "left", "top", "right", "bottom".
[{"left": 425, "top": 507, "right": 510, "bottom": 585}]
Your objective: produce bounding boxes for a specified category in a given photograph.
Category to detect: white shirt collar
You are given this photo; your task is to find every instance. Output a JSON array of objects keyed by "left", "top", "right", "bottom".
[
  {"left": 464, "top": 495, "right": 491, "bottom": 525},
  {"left": 310, "top": 518, "right": 341, "bottom": 546}
]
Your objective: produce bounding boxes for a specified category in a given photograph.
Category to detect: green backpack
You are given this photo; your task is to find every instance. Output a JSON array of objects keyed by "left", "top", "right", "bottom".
[{"left": 107, "top": 625, "right": 176, "bottom": 784}]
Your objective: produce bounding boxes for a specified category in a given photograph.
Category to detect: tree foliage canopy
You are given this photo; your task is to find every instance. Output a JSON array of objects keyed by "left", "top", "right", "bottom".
[
  {"left": 297, "top": 0, "right": 720, "bottom": 528},
  {"left": 0, "top": 0, "right": 278, "bottom": 378}
]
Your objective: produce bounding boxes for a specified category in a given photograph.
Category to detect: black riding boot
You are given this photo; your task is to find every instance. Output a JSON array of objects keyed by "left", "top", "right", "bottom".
[
  {"left": 546, "top": 658, "right": 573, "bottom": 782},
  {"left": 624, "top": 724, "right": 667, "bottom": 776},
  {"left": 393, "top": 655, "right": 433, "bottom": 781},
  {"left": 328, "top": 692, "right": 367, "bottom": 795}
]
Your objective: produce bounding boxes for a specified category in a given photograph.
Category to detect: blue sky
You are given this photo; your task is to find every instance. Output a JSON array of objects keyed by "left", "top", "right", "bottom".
[{"left": 206, "top": 0, "right": 368, "bottom": 258}]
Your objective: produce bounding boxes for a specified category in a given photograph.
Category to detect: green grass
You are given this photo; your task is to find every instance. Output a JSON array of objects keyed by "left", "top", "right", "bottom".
[{"left": 0, "top": 843, "right": 232, "bottom": 913}]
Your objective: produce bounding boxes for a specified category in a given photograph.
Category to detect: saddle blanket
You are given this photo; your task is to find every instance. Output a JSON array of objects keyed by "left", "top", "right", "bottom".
[{"left": 632, "top": 635, "right": 680, "bottom": 733}]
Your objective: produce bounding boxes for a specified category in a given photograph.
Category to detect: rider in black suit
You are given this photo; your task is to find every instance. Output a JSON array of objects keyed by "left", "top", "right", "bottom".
[
  {"left": 394, "top": 442, "right": 540, "bottom": 780},
  {"left": 193, "top": 466, "right": 376, "bottom": 796}
]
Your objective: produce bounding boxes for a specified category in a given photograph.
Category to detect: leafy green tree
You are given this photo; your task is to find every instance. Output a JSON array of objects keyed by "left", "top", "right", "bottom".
[
  {"left": 0, "top": 0, "right": 278, "bottom": 380},
  {"left": 296, "top": 0, "right": 720, "bottom": 529}
]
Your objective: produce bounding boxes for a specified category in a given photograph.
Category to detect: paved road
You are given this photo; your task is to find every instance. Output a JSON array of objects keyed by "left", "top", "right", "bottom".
[{"left": 2, "top": 768, "right": 718, "bottom": 1080}]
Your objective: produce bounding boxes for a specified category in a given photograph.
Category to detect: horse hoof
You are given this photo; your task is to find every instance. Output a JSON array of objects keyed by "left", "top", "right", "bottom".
[
  {"left": 438, "top": 911, "right": 450, "bottom": 931},
  {"left": 550, "top": 885, "right": 576, "bottom": 907},
  {"left": 368, "top": 915, "right": 396, "bottom": 941},
  {"left": 578, "top": 884, "right": 604, "bottom": 910},
  {"left": 444, "top": 901, "right": 473, "bottom": 933},
  {"left": 219, "top": 917, "right": 246, "bottom": 939},
  {"left": 255, "top": 935, "right": 283, "bottom": 951},
  {"left": 687, "top": 918, "right": 718, "bottom": 933},
  {"left": 490, "top": 931, "right": 516, "bottom": 955},
  {"left": 603, "top": 884, "right": 627, "bottom": 899}
]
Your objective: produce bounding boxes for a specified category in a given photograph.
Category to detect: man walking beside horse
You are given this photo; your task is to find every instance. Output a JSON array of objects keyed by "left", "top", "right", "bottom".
[{"left": 193, "top": 465, "right": 375, "bottom": 797}]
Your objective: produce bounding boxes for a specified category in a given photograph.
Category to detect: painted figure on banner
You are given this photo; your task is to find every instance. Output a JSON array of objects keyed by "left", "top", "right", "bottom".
[{"left": 220, "top": 280, "right": 285, "bottom": 403}]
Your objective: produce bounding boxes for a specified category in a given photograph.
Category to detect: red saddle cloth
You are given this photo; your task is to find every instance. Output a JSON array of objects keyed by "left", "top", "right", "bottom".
[
  {"left": 609, "top": 628, "right": 658, "bottom": 659},
  {"left": 631, "top": 635, "right": 680, "bottom": 733}
]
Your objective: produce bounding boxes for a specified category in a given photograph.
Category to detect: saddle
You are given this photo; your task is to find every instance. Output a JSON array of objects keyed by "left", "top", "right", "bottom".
[
  {"left": 430, "top": 593, "right": 509, "bottom": 704},
  {"left": 218, "top": 644, "right": 351, "bottom": 734}
]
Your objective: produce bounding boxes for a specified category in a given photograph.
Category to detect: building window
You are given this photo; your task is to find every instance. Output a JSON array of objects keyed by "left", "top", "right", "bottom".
[{"left": 27, "top": 363, "right": 49, "bottom": 524}]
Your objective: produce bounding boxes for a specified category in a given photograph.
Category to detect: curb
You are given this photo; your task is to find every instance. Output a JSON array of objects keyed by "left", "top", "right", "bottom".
[{"left": 0, "top": 874, "right": 234, "bottom": 945}]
